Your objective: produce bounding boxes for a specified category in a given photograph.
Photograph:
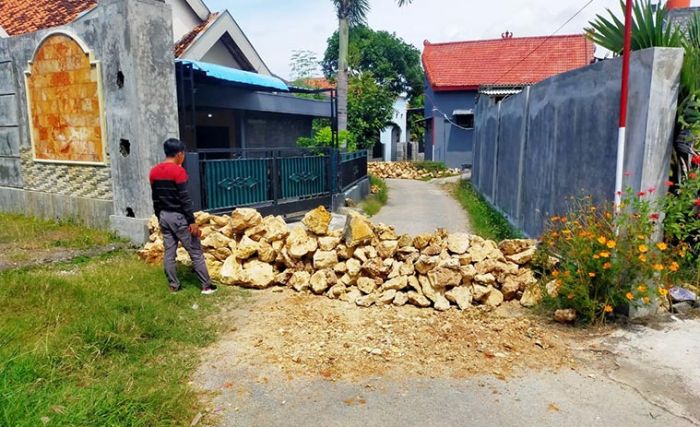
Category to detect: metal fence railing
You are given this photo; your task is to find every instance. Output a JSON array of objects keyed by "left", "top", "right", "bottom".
[{"left": 184, "top": 148, "right": 368, "bottom": 216}]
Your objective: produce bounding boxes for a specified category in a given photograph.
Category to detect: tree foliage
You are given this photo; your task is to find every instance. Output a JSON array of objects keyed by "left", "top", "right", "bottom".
[
  {"left": 347, "top": 73, "right": 394, "bottom": 149},
  {"left": 289, "top": 49, "right": 320, "bottom": 81},
  {"left": 322, "top": 26, "right": 423, "bottom": 99}
]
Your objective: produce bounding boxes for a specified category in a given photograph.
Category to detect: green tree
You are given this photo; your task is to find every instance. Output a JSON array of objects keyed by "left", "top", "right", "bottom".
[
  {"left": 330, "top": 0, "right": 413, "bottom": 139},
  {"left": 289, "top": 49, "right": 320, "bottom": 81},
  {"left": 347, "top": 73, "right": 394, "bottom": 149},
  {"left": 322, "top": 26, "right": 422, "bottom": 99}
]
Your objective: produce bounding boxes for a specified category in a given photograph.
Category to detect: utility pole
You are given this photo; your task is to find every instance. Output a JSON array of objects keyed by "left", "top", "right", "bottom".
[{"left": 614, "top": 0, "right": 634, "bottom": 209}]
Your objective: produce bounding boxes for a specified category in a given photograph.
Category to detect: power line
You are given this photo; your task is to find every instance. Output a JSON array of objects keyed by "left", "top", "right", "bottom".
[
  {"left": 425, "top": 0, "right": 598, "bottom": 132},
  {"left": 491, "top": 0, "right": 596, "bottom": 86}
]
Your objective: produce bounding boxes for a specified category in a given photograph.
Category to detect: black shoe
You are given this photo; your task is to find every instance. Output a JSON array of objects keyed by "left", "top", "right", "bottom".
[{"left": 201, "top": 284, "right": 218, "bottom": 295}]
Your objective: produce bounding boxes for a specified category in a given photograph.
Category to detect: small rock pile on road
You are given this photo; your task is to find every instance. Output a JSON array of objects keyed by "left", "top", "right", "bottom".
[
  {"left": 368, "top": 162, "right": 461, "bottom": 180},
  {"left": 139, "top": 207, "right": 541, "bottom": 311}
]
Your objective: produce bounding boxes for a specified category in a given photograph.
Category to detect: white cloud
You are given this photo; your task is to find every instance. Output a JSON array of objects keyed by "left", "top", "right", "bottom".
[{"left": 209, "top": 0, "right": 697, "bottom": 79}]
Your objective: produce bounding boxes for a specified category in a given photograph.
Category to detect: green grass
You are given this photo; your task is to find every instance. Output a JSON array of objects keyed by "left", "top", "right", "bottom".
[
  {"left": 413, "top": 161, "right": 448, "bottom": 173},
  {"left": 362, "top": 175, "right": 389, "bottom": 216},
  {"left": 0, "top": 251, "right": 246, "bottom": 426},
  {"left": 452, "top": 180, "right": 522, "bottom": 241},
  {"left": 0, "top": 213, "right": 121, "bottom": 250}
]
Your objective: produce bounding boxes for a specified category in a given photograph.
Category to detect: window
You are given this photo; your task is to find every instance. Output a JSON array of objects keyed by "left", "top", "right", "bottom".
[{"left": 453, "top": 113, "right": 474, "bottom": 129}]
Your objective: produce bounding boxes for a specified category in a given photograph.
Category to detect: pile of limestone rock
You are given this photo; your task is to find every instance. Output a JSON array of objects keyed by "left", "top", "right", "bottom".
[
  {"left": 368, "top": 162, "right": 462, "bottom": 180},
  {"left": 138, "top": 207, "right": 541, "bottom": 311}
]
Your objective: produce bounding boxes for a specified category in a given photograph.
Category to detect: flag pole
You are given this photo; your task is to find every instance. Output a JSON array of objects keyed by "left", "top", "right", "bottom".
[{"left": 615, "top": 0, "right": 634, "bottom": 209}]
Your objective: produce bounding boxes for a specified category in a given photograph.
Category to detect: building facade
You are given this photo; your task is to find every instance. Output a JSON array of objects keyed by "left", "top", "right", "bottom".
[{"left": 422, "top": 34, "right": 595, "bottom": 169}]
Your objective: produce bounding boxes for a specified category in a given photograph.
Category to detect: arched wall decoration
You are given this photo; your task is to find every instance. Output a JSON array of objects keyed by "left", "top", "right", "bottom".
[{"left": 24, "top": 31, "right": 106, "bottom": 165}]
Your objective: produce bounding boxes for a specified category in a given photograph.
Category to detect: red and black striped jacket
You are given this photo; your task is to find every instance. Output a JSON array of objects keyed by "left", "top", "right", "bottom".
[{"left": 149, "top": 162, "right": 195, "bottom": 224}]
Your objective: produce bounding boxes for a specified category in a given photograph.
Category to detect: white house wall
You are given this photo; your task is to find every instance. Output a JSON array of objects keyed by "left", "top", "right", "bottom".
[
  {"left": 379, "top": 97, "right": 408, "bottom": 162},
  {"left": 200, "top": 39, "right": 243, "bottom": 69},
  {"left": 165, "top": 0, "right": 204, "bottom": 41}
]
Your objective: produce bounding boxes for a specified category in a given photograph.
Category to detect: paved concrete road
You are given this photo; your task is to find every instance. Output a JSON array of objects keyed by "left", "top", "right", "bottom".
[
  {"left": 371, "top": 179, "right": 471, "bottom": 235},
  {"left": 201, "top": 370, "right": 694, "bottom": 427}
]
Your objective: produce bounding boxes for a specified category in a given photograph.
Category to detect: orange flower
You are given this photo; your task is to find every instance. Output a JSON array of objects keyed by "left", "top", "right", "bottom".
[
  {"left": 560, "top": 217, "right": 568, "bottom": 224},
  {"left": 550, "top": 216, "right": 560, "bottom": 222},
  {"left": 638, "top": 244, "right": 649, "bottom": 253},
  {"left": 606, "top": 240, "right": 617, "bottom": 249},
  {"left": 626, "top": 292, "right": 634, "bottom": 301},
  {"left": 638, "top": 254, "right": 647, "bottom": 263},
  {"left": 597, "top": 236, "right": 607, "bottom": 245},
  {"left": 669, "top": 262, "right": 679, "bottom": 272},
  {"left": 567, "top": 293, "right": 575, "bottom": 300},
  {"left": 588, "top": 272, "right": 596, "bottom": 278},
  {"left": 659, "top": 288, "right": 669, "bottom": 297},
  {"left": 637, "top": 284, "right": 647, "bottom": 293},
  {"left": 643, "top": 297, "right": 651, "bottom": 305},
  {"left": 602, "top": 262, "right": 612, "bottom": 270},
  {"left": 604, "top": 304, "right": 613, "bottom": 313},
  {"left": 599, "top": 251, "right": 611, "bottom": 258},
  {"left": 593, "top": 254, "right": 601, "bottom": 260},
  {"left": 656, "top": 242, "right": 668, "bottom": 251},
  {"left": 653, "top": 263, "right": 665, "bottom": 272},
  {"left": 552, "top": 270, "right": 560, "bottom": 278}
]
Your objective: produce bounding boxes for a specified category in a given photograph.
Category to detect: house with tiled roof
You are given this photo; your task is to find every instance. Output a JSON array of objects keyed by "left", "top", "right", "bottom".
[
  {"left": 422, "top": 33, "right": 595, "bottom": 168},
  {"left": 0, "top": 0, "right": 339, "bottom": 241},
  {"left": 0, "top": 0, "right": 271, "bottom": 74}
]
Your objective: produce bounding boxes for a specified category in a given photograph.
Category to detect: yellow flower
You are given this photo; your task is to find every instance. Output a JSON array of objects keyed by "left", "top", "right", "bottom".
[
  {"left": 597, "top": 236, "right": 607, "bottom": 245},
  {"left": 637, "top": 284, "right": 647, "bottom": 293},
  {"left": 669, "top": 262, "right": 679, "bottom": 272},
  {"left": 626, "top": 292, "right": 634, "bottom": 301},
  {"left": 637, "top": 235, "right": 645, "bottom": 240},
  {"left": 550, "top": 216, "right": 560, "bottom": 222},
  {"left": 638, "top": 254, "right": 647, "bottom": 263},
  {"left": 638, "top": 244, "right": 649, "bottom": 253},
  {"left": 606, "top": 240, "right": 617, "bottom": 249},
  {"left": 593, "top": 254, "right": 600, "bottom": 260},
  {"left": 643, "top": 297, "right": 651, "bottom": 305},
  {"left": 604, "top": 304, "right": 613, "bottom": 313},
  {"left": 588, "top": 272, "right": 596, "bottom": 278},
  {"left": 562, "top": 229, "right": 571, "bottom": 235},
  {"left": 659, "top": 288, "right": 669, "bottom": 297},
  {"left": 653, "top": 263, "right": 665, "bottom": 272},
  {"left": 599, "top": 251, "right": 611, "bottom": 258},
  {"left": 656, "top": 242, "right": 668, "bottom": 251}
]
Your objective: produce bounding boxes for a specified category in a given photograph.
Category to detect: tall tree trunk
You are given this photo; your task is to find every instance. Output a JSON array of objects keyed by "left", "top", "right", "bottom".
[{"left": 337, "top": 16, "right": 349, "bottom": 145}]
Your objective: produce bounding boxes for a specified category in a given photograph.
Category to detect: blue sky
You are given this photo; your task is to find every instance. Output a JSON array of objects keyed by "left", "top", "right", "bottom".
[{"left": 205, "top": 0, "right": 699, "bottom": 79}]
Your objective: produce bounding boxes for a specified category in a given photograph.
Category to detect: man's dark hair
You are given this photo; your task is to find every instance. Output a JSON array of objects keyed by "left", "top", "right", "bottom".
[{"left": 163, "top": 138, "right": 186, "bottom": 157}]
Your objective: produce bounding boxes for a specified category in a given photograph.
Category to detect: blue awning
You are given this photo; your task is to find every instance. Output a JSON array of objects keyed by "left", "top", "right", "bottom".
[{"left": 177, "top": 59, "right": 289, "bottom": 92}]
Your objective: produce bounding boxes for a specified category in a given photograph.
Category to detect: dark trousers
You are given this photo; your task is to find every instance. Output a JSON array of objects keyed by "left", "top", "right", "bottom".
[{"left": 159, "top": 211, "right": 211, "bottom": 290}]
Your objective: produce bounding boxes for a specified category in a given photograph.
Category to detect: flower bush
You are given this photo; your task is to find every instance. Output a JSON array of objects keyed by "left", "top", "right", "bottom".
[
  {"left": 663, "top": 158, "right": 700, "bottom": 282},
  {"left": 537, "top": 189, "right": 681, "bottom": 324}
]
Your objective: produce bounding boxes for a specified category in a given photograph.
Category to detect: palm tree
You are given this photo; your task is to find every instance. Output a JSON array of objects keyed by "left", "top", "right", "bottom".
[{"left": 332, "top": 0, "right": 412, "bottom": 143}]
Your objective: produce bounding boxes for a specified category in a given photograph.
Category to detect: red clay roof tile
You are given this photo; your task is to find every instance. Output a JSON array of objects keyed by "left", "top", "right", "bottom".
[
  {"left": 0, "top": 0, "right": 96, "bottom": 36},
  {"left": 422, "top": 34, "right": 595, "bottom": 91},
  {"left": 174, "top": 12, "right": 219, "bottom": 57}
]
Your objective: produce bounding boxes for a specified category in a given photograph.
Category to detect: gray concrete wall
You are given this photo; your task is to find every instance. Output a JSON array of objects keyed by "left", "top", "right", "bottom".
[
  {"left": 473, "top": 47, "right": 684, "bottom": 237},
  {"left": 243, "top": 111, "right": 313, "bottom": 149},
  {"left": 0, "top": 0, "right": 180, "bottom": 243}
]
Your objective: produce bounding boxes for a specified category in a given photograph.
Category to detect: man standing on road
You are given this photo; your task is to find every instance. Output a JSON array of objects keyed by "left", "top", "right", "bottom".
[{"left": 149, "top": 138, "right": 217, "bottom": 295}]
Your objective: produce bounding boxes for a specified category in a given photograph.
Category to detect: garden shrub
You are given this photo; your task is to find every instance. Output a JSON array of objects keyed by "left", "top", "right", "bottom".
[
  {"left": 537, "top": 189, "right": 682, "bottom": 324},
  {"left": 662, "top": 158, "right": 700, "bottom": 283},
  {"left": 298, "top": 126, "right": 357, "bottom": 152}
]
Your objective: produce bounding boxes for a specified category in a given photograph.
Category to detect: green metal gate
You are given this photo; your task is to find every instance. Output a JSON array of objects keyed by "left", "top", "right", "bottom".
[{"left": 203, "top": 158, "right": 271, "bottom": 210}]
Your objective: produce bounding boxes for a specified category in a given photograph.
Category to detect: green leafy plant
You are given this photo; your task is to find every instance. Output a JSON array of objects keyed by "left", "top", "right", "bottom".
[
  {"left": 585, "top": 0, "right": 682, "bottom": 54},
  {"left": 298, "top": 126, "right": 357, "bottom": 152},
  {"left": 662, "top": 164, "right": 700, "bottom": 281},
  {"left": 537, "top": 190, "right": 681, "bottom": 324}
]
